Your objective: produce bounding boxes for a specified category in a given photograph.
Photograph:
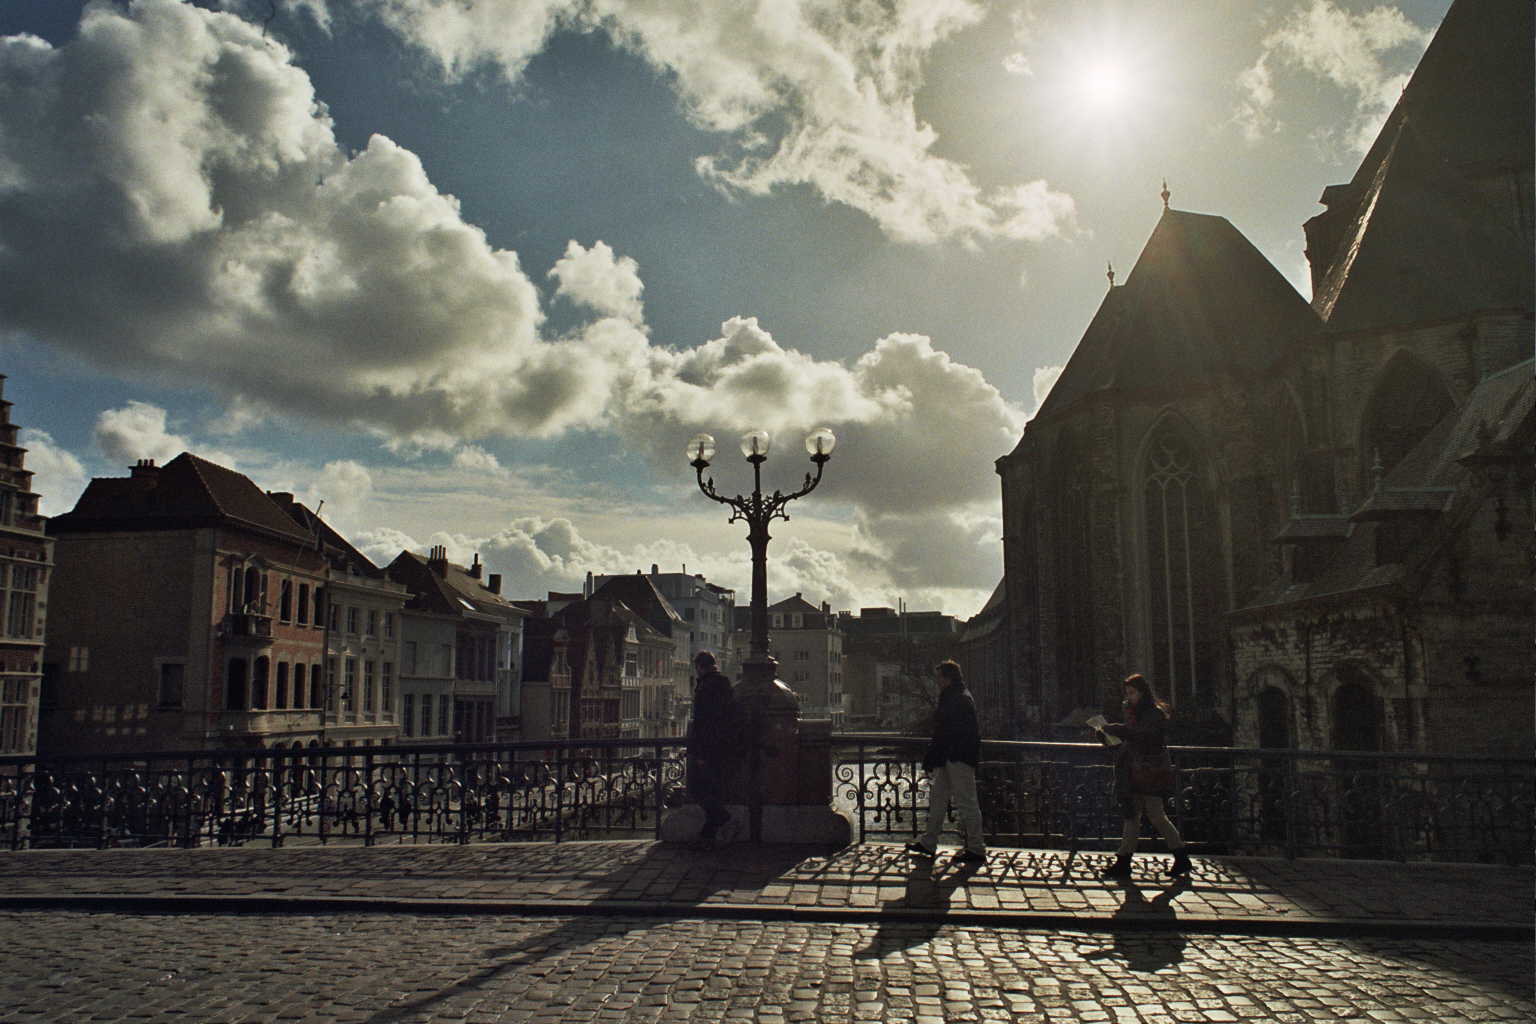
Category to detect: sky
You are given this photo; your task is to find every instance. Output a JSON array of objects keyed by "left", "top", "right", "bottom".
[{"left": 0, "top": 0, "right": 1451, "bottom": 619}]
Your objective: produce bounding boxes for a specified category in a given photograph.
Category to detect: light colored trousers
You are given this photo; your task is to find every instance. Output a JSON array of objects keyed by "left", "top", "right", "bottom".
[
  {"left": 920, "top": 760, "right": 986, "bottom": 855},
  {"left": 1117, "top": 793, "right": 1185, "bottom": 855}
]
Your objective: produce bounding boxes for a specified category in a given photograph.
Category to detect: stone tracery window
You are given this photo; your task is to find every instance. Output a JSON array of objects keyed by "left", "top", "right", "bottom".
[{"left": 1142, "top": 425, "right": 1220, "bottom": 708}]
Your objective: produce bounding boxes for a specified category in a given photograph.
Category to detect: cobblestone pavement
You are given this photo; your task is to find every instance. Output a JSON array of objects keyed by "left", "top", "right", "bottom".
[
  {"left": 1, "top": 841, "right": 1529, "bottom": 933},
  {"left": 2, "top": 909, "right": 1530, "bottom": 1024}
]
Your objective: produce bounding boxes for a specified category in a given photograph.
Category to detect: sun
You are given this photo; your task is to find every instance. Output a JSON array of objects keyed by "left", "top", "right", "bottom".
[{"left": 1078, "top": 59, "right": 1128, "bottom": 110}]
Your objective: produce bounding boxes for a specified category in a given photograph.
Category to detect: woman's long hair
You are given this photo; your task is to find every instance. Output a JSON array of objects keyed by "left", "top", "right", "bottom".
[{"left": 1123, "top": 673, "right": 1171, "bottom": 716}]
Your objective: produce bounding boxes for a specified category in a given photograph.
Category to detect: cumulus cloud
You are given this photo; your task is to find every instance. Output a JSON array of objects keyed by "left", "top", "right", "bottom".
[
  {"left": 1031, "top": 364, "right": 1064, "bottom": 413},
  {"left": 452, "top": 444, "right": 505, "bottom": 474},
  {"left": 548, "top": 240, "right": 645, "bottom": 325},
  {"left": 1235, "top": 0, "right": 1433, "bottom": 153},
  {"left": 0, "top": 2, "right": 1026, "bottom": 610},
  {"left": 346, "top": 0, "right": 1076, "bottom": 245},
  {"left": 18, "top": 429, "right": 89, "bottom": 516},
  {"left": 93, "top": 402, "right": 197, "bottom": 467},
  {"left": 300, "top": 459, "right": 374, "bottom": 534}
]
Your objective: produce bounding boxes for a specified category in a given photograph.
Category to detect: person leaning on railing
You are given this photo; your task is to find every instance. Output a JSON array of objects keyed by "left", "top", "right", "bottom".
[{"left": 1089, "top": 673, "right": 1192, "bottom": 880}]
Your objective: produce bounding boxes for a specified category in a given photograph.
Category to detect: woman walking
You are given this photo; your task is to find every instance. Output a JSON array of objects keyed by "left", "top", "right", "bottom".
[{"left": 1090, "top": 673, "right": 1191, "bottom": 879}]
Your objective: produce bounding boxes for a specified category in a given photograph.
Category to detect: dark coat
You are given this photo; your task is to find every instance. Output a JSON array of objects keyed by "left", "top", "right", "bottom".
[
  {"left": 687, "top": 669, "right": 735, "bottom": 764},
  {"left": 922, "top": 679, "right": 980, "bottom": 770},
  {"left": 1103, "top": 702, "right": 1174, "bottom": 811}
]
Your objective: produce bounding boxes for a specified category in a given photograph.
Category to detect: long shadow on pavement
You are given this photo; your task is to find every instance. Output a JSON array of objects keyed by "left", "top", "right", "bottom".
[
  {"left": 1081, "top": 876, "right": 1189, "bottom": 972},
  {"left": 364, "top": 840, "right": 810, "bottom": 1024},
  {"left": 853, "top": 852, "right": 982, "bottom": 960}
]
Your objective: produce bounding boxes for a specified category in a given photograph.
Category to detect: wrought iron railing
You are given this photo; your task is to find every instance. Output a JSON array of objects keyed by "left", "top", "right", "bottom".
[
  {"left": 2, "top": 736, "right": 1529, "bottom": 862},
  {"left": 0, "top": 739, "right": 688, "bottom": 850},
  {"left": 832, "top": 736, "right": 1534, "bottom": 864}
]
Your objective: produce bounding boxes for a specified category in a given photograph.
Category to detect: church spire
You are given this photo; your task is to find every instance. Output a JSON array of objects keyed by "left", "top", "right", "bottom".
[{"left": 1106, "top": 261, "right": 1115, "bottom": 289}]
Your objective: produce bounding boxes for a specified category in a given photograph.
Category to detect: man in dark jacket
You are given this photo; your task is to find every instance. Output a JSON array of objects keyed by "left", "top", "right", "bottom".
[
  {"left": 687, "top": 650, "right": 735, "bottom": 845},
  {"left": 907, "top": 660, "right": 986, "bottom": 863}
]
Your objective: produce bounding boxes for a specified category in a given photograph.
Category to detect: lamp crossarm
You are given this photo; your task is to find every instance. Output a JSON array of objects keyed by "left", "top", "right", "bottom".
[{"left": 694, "top": 454, "right": 827, "bottom": 525}]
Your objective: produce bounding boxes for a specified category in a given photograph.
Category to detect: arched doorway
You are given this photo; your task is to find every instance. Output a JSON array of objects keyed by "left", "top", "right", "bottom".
[
  {"left": 1331, "top": 670, "right": 1383, "bottom": 857},
  {"left": 1257, "top": 685, "right": 1293, "bottom": 844}
]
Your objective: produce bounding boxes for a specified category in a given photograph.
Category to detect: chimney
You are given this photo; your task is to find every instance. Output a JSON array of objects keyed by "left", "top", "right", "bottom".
[
  {"left": 651, "top": 563, "right": 659, "bottom": 575},
  {"left": 267, "top": 491, "right": 294, "bottom": 505},
  {"left": 469, "top": 552, "right": 482, "bottom": 579},
  {"left": 131, "top": 458, "right": 158, "bottom": 478},
  {"left": 428, "top": 545, "right": 447, "bottom": 576},
  {"left": 488, "top": 573, "right": 502, "bottom": 595},
  {"left": 585, "top": 571, "right": 593, "bottom": 598}
]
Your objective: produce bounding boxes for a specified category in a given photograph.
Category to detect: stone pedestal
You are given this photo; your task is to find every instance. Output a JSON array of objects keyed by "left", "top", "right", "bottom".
[{"left": 662, "top": 663, "right": 851, "bottom": 847}]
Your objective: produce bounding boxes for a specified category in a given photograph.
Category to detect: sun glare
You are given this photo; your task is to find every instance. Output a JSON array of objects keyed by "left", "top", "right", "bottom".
[{"left": 1079, "top": 59, "right": 1127, "bottom": 109}]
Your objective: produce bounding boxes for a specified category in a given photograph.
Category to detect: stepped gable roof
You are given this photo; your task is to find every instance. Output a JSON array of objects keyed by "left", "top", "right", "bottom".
[
  {"left": 589, "top": 573, "right": 685, "bottom": 638},
  {"left": 1031, "top": 209, "right": 1319, "bottom": 425},
  {"left": 1309, "top": 0, "right": 1534, "bottom": 334},
  {"left": 50, "top": 451, "right": 314, "bottom": 544}
]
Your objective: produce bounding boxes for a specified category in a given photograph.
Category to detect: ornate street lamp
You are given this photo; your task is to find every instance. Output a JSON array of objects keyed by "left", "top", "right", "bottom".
[{"left": 687, "top": 427, "right": 836, "bottom": 698}]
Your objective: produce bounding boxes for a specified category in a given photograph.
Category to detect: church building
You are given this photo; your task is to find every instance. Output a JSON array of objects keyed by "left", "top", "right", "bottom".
[{"left": 995, "top": 0, "right": 1532, "bottom": 753}]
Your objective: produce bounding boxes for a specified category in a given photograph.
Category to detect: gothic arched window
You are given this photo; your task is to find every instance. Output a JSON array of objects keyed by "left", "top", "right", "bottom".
[
  {"left": 1141, "top": 424, "right": 1221, "bottom": 708},
  {"left": 1053, "top": 431, "right": 1096, "bottom": 713},
  {"left": 1361, "top": 353, "right": 1454, "bottom": 481}
]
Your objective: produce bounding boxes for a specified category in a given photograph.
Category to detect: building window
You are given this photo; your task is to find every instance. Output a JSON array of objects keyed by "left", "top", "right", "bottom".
[
  {"left": 791, "top": 614, "right": 802, "bottom": 628},
  {"left": 293, "top": 663, "right": 307, "bottom": 710},
  {"left": 226, "top": 659, "right": 248, "bottom": 711},
  {"left": 297, "top": 584, "right": 310, "bottom": 625},
  {"left": 158, "top": 662, "right": 184, "bottom": 708},
  {"left": 403, "top": 693, "right": 415, "bottom": 737},
  {"left": 328, "top": 601, "right": 339, "bottom": 632},
  {"left": 404, "top": 642, "right": 417, "bottom": 674},
  {"left": 382, "top": 662, "right": 394, "bottom": 718},
  {"left": 365, "top": 610, "right": 378, "bottom": 638},
  {"left": 1142, "top": 425, "right": 1220, "bottom": 708},
  {"left": 440, "top": 695, "right": 450, "bottom": 738},
  {"left": 326, "top": 657, "right": 337, "bottom": 711},
  {"left": 384, "top": 612, "right": 395, "bottom": 639},
  {"left": 624, "top": 650, "right": 638, "bottom": 678},
  {"left": 67, "top": 646, "right": 89, "bottom": 672},
  {"left": 0, "top": 678, "right": 31, "bottom": 753},
  {"left": 343, "top": 657, "right": 357, "bottom": 712},
  {"left": 312, "top": 664, "right": 324, "bottom": 709},
  {"left": 275, "top": 662, "right": 289, "bottom": 709},
  {"left": 3, "top": 564, "right": 39, "bottom": 639},
  {"left": 346, "top": 607, "right": 359, "bottom": 635},
  {"left": 772, "top": 614, "right": 783, "bottom": 628},
  {"left": 363, "top": 660, "right": 375, "bottom": 713},
  {"left": 279, "top": 580, "right": 293, "bottom": 622},
  {"left": 252, "top": 656, "right": 270, "bottom": 709},
  {"left": 421, "top": 696, "right": 432, "bottom": 737}
]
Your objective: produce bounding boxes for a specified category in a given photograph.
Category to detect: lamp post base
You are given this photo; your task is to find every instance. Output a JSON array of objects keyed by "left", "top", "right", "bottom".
[{"left": 660, "top": 802, "right": 852, "bottom": 846}]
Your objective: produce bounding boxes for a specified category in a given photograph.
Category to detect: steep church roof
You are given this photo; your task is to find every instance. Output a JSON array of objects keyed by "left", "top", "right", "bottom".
[
  {"left": 1032, "top": 209, "right": 1320, "bottom": 424},
  {"left": 1307, "top": 0, "right": 1534, "bottom": 333}
]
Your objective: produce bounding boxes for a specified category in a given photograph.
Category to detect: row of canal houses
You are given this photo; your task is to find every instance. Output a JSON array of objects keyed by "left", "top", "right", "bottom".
[{"left": 13, "top": 445, "right": 712, "bottom": 759}]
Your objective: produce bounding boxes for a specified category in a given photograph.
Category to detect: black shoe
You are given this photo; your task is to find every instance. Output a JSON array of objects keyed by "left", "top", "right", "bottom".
[
  {"left": 904, "top": 841, "right": 935, "bottom": 857},
  {"left": 1168, "top": 849, "right": 1192, "bottom": 877},
  {"left": 1100, "top": 853, "right": 1133, "bottom": 879},
  {"left": 954, "top": 850, "right": 986, "bottom": 865}
]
